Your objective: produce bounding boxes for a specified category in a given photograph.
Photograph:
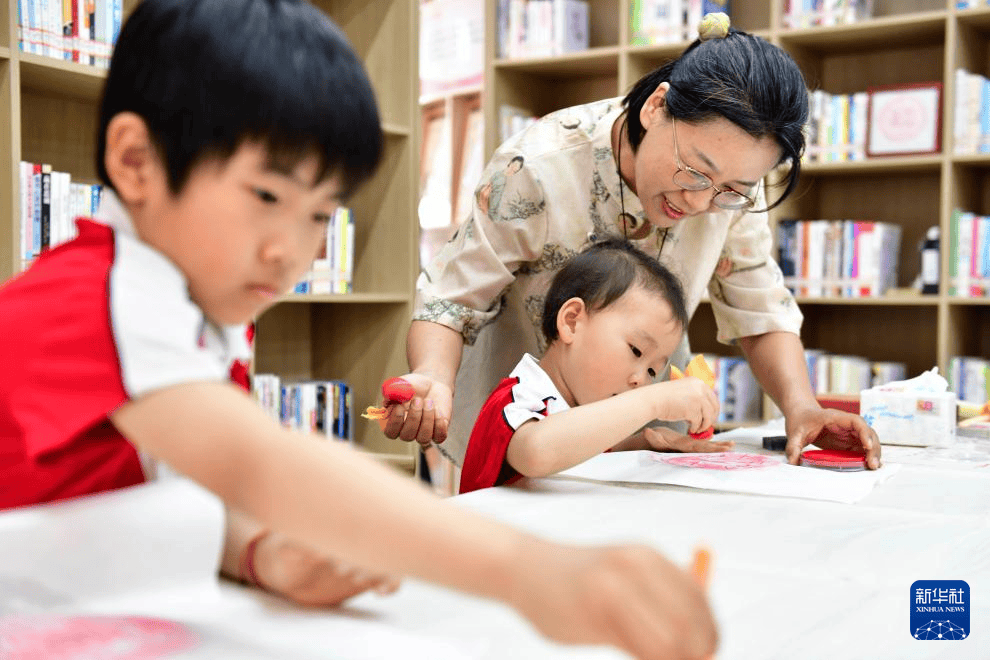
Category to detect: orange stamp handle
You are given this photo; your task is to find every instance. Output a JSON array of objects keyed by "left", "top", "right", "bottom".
[{"left": 669, "top": 355, "right": 716, "bottom": 439}]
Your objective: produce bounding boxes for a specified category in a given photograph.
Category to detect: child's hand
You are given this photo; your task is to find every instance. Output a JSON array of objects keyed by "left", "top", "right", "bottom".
[
  {"left": 381, "top": 373, "right": 453, "bottom": 447},
  {"left": 654, "top": 377, "right": 719, "bottom": 434},
  {"left": 251, "top": 530, "right": 400, "bottom": 607},
  {"left": 642, "top": 426, "right": 734, "bottom": 453},
  {"left": 509, "top": 539, "right": 718, "bottom": 660}
]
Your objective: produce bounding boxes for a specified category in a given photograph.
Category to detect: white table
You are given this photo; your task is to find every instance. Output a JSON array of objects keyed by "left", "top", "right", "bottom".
[{"left": 3, "top": 436, "right": 988, "bottom": 659}]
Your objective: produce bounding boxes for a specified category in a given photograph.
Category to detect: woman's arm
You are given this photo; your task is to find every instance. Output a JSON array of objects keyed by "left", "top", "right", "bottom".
[
  {"left": 738, "top": 331, "right": 817, "bottom": 417},
  {"left": 739, "top": 331, "right": 881, "bottom": 468}
]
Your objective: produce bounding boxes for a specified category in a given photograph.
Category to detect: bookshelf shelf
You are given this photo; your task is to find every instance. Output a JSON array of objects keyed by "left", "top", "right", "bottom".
[
  {"left": 792, "top": 296, "right": 941, "bottom": 306},
  {"left": 382, "top": 122, "right": 411, "bottom": 137},
  {"left": 956, "top": 7, "right": 990, "bottom": 29},
  {"left": 495, "top": 46, "right": 620, "bottom": 76},
  {"left": 0, "top": 0, "right": 421, "bottom": 466},
  {"left": 776, "top": 12, "right": 947, "bottom": 51},
  {"left": 278, "top": 293, "right": 411, "bottom": 305},
  {"left": 953, "top": 154, "right": 990, "bottom": 166},
  {"left": 802, "top": 155, "right": 943, "bottom": 174},
  {"left": 19, "top": 55, "right": 107, "bottom": 101},
  {"left": 948, "top": 298, "right": 990, "bottom": 306}
]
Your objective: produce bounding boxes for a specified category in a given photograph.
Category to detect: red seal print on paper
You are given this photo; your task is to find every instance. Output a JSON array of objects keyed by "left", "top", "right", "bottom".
[
  {"left": 660, "top": 453, "right": 778, "bottom": 470},
  {"left": 0, "top": 615, "right": 199, "bottom": 659}
]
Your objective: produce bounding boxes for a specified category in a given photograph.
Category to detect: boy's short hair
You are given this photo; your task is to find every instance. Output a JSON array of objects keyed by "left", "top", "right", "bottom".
[
  {"left": 97, "top": 0, "right": 382, "bottom": 199},
  {"left": 541, "top": 237, "right": 689, "bottom": 343}
]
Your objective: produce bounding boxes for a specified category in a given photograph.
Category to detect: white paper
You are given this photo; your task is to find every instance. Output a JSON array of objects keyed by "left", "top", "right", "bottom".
[{"left": 557, "top": 451, "right": 899, "bottom": 504}]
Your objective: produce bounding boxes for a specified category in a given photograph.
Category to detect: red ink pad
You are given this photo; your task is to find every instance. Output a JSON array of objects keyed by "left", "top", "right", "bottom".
[{"left": 799, "top": 449, "right": 867, "bottom": 471}]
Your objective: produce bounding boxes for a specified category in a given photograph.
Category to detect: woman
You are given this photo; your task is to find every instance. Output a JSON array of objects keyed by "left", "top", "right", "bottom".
[{"left": 387, "top": 16, "right": 881, "bottom": 471}]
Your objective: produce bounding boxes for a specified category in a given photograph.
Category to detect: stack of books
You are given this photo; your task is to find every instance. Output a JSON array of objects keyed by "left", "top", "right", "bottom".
[{"left": 253, "top": 374, "right": 353, "bottom": 442}]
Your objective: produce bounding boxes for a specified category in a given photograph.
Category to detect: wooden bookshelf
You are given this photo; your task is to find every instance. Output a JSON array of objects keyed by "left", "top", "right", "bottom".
[
  {"left": 483, "top": 0, "right": 990, "bottom": 405},
  {"left": 0, "top": 0, "right": 421, "bottom": 470}
]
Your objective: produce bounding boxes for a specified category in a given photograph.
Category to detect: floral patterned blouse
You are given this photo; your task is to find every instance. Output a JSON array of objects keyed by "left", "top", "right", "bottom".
[{"left": 413, "top": 98, "right": 802, "bottom": 463}]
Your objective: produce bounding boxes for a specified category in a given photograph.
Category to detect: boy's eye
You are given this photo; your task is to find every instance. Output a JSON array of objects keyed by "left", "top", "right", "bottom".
[
  {"left": 630, "top": 345, "right": 641, "bottom": 358},
  {"left": 648, "top": 368, "right": 656, "bottom": 379},
  {"left": 253, "top": 188, "right": 278, "bottom": 204},
  {"left": 314, "top": 213, "right": 332, "bottom": 224}
]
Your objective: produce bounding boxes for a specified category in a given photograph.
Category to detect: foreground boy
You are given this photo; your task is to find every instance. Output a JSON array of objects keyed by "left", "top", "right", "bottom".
[
  {"left": 0, "top": 1, "right": 717, "bottom": 657},
  {"left": 460, "top": 239, "right": 726, "bottom": 493}
]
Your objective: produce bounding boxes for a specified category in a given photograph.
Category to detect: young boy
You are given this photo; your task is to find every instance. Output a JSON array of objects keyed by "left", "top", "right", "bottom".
[
  {"left": 0, "top": 2, "right": 717, "bottom": 658},
  {"left": 460, "top": 238, "right": 729, "bottom": 494}
]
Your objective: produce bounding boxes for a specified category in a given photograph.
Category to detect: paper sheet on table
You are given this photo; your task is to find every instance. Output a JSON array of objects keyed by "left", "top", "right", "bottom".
[
  {"left": 0, "top": 477, "right": 483, "bottom": 660},
  {"left": 557, "top": 451, "right": 900, "bottom": 504}
]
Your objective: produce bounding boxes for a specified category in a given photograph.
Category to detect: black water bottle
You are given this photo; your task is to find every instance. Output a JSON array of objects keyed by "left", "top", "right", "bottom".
[{"left": 921, "top": 226, "right": 939, "bottom": 295}]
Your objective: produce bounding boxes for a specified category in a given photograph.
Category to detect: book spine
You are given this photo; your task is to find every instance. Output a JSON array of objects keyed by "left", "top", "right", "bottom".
[{"left": 40, "top": 164, "right": 51, "bottom": 253}]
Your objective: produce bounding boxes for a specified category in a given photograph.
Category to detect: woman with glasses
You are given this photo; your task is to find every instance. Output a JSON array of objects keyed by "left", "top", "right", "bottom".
[{"left": 389, "top": 15, "right": 881, "bottom": 472}]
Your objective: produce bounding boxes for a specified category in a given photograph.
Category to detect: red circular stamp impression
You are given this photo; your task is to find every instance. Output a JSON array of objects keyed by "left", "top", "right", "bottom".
[
  {"left": 661, "top": 453, "right": 778, "bottom": 470},
  {"left": 799, "top": 449, "right": 867, "bottom": 471},
  {"left": 0, "top": 615, "right": 198, "bottom": 659}
]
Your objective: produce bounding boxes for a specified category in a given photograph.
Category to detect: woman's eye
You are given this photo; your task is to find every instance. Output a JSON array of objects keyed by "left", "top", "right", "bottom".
[
  {"left": 314, "top": 213, "right": 332, "bottom": 224},
  {"left": 630, "top": 345, "right": 641, "bottom": 358},
  {"left": 254, "top": 188, "right": 278, "bottom": 204},
  {"left": 648, "top": 368, "right": 657, "bottom": 379}
]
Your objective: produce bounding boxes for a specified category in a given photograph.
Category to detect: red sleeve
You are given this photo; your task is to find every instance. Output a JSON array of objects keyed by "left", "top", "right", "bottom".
[
  {"left": 0, "top": 221, "right": 128, "bottom": 459},
  {"left": 459, "top": 378, "right": 523, "bottom": 494}
]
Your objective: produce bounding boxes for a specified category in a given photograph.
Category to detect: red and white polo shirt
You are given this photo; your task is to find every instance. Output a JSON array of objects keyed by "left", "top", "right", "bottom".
[
  {"left": 0, "top": 191, "right": 250, "bottom": 509},
  {"left": 459, "top": 353, "right": 570, "bottom": 494}
]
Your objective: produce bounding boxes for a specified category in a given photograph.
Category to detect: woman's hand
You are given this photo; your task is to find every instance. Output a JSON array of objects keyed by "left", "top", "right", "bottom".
[
  {"left": 783, "top": 405, "right": 882, "bottom": 469},
  {"left": 380, "top": 373, "right": 453, "bottom": 447}
]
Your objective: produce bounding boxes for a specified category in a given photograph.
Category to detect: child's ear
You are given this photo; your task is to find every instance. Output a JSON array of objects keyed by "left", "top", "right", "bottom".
[
  {"left": 556, "top": 297, "right": 586, "bottom": 344},
  {"left": 103, "top": 112, "right": 164, "bottom": 206}
]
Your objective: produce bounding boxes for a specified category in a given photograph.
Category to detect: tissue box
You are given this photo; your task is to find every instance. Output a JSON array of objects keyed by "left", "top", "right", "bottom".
[{"left": 860, "top": 388, "right": 956, "bottom": 447}]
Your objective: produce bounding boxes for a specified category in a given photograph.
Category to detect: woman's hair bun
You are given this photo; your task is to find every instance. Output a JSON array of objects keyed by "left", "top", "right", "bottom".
[{"left": 698, "top": 12, "right": 730, "bottom": 41}]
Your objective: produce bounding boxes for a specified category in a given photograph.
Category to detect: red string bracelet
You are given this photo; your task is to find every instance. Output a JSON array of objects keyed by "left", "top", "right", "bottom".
[{"left": 240, "top": 529, "right": 272, "bottom": 591}]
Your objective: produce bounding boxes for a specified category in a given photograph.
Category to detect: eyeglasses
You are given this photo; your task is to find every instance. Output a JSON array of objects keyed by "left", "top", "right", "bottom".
[{"left": 670, "top": 117, "right": 757, "bottom": 211}]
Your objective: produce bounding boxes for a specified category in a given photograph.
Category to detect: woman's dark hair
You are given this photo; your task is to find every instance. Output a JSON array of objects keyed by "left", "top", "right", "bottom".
[
  {"left": 97, "top": 0, "right": 382, "bottom": 200},
  {"left": 623, "top": 28, "right": 808, "bottom": 210},
  {"left": 542, "top": 237, "right": 688, "bottom": 343}
]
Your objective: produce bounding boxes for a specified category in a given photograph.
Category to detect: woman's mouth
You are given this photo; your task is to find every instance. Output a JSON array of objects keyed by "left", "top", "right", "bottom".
[{"left": 662, "top": 196, "right": 685, "bottom": 221}]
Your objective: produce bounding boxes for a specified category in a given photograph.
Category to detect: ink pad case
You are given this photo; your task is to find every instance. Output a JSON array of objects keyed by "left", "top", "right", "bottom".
[{"left": 799, "top": 449, "right": 867, "bottom": 471}]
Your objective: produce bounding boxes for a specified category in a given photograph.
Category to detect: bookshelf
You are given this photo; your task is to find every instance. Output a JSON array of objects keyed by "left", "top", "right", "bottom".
[
  {"left": 482, "top": 0, "right": 990, "bottom": 401},
  {"left": 0, "top": 0, "right": 421, "bottom": 473}
]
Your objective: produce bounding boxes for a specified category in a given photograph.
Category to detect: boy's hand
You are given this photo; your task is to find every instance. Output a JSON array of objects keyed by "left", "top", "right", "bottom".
[
  {"left": 654, "top": 377, "right": 719, "bottom": 435},
  {"left": 642, "top": 426, "right": 734, "bottom": 453},
  {"left": 509, "top": 539, "right": 718, "bottom": 660},
  {"left": 381, "top": 373, "right": 452, "bottom": 447},
  {"left": 252, "top": 531, "right": 400, "bottom": 607}
]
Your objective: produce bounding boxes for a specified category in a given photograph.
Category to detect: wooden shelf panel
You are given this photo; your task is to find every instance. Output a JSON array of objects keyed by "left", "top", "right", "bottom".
[
  {"left": 802, "top": 155, "right": 943, "bottom": 174},
  {"left": 792, "top": 295, "right": 940, "bottom": 306},
  {"left": 382, "top": 122, "right": 411, "bottom": 137},
  {"left": 494, "top": 46, "right": 620, "bottom": 76},
  {"left": 276, "top": 293, "right": 410, "bottom": 304},
  {"left": 956, "top": 6, "right": 990, "bottom": 31},
  {"left": 777, "top": 11, "right": 947, "bottom": 52},
  {"left": 18, "top": 54, "right": 107, "bottom": 101},
  {"left": 953, "top": 154, "right": 990, "bottom": 167},
  {"left": 948, "top": 298, "right": 990, "bottom": 306},
  {"left": 0, "top": 47, "right": 10, "bottom": 61}
]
